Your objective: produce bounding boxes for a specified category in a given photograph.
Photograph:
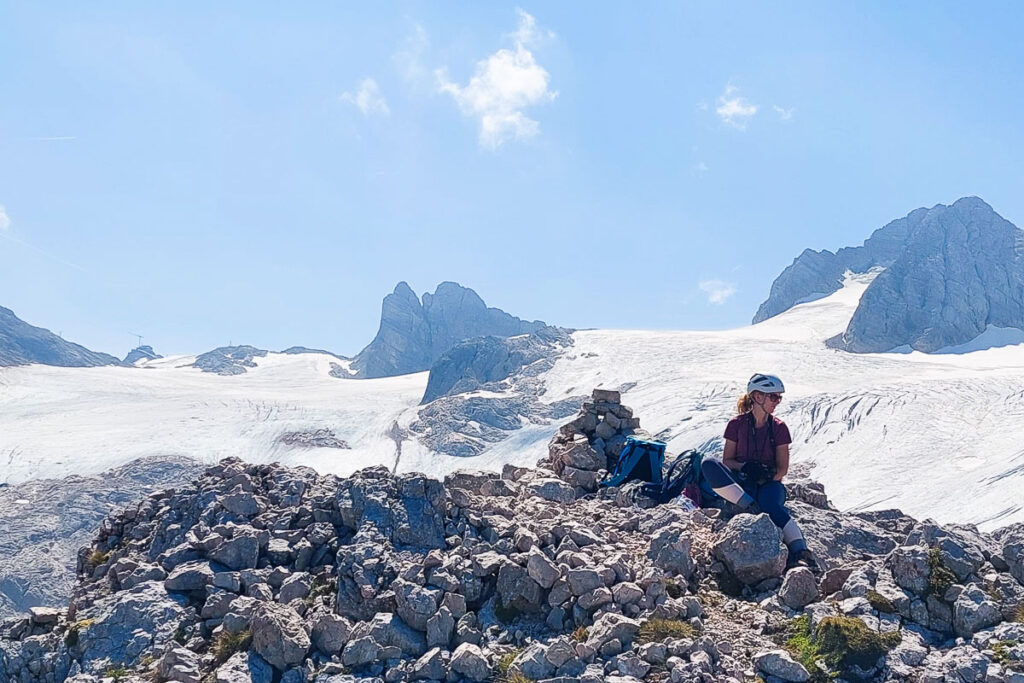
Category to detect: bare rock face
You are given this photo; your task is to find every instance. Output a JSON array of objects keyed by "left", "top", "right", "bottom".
[
  {"left": 831, "top": 197, "right": 1024, "bottom": 352},
  {"left": 756, "top": 196, "right": 1024, "bottom": 353},
  {"left": 351, "top": 281, "right": 546, "bottom": 379}
]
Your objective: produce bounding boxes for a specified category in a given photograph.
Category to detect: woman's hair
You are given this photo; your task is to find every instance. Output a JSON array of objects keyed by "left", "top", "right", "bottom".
[{"left": 736, "top": 392, "right": 756, "bottom": 414}]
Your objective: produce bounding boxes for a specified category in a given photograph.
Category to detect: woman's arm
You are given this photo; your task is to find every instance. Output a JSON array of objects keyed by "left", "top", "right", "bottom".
[
  {"left": 722, "top": 439, "right": 742, "bottom": 471},
  {"left": 773, "top": 443, "right": 790, "bottom": 481}
]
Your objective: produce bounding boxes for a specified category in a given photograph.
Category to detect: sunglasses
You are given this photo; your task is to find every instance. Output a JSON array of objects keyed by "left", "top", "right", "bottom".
[{"left": 766, "top": 393, "right": 783, "bottom": 403}]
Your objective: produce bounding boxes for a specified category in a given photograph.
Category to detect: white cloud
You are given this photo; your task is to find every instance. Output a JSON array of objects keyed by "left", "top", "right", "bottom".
[
  {"left": 394, "top": 24, "right": 429, "bottom": 85},
  {"left": 692, "top": 161, "right": 709, "bottom": 177},
  {"left": 341, "top": 78, "right": 391, "bottom": 117},
  {"left": 715, "top": 85, "right": 758, "bottom": 130},
  {"left": 436, "top": 10, "right": 557, "bottom": 149},
  {"left": 699, "top": 279, "right": 737, "bottom": 304},
  {"left": 773, "top": 105, "right": 795, "bottom": 121},
  {"left": 0, "top": 205, "right": 10, "bottom": 231}
]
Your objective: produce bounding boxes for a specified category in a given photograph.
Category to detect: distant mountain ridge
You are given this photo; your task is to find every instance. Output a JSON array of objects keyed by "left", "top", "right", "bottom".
[
  {"left": 756, "top": 197, "right": 1024, "bottom": 353},
  {"left": 351, "top": 281, "right": 547, "bottom": 378},
  {"left": 0, "top": 306, "right": 121, "bottom": 367}
]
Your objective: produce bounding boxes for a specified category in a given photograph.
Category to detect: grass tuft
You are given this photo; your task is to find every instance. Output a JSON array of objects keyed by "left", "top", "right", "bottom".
[
  {"left": 211, "top": 629, "right": 252, "bottom": 664},
  {"left": 87, "top": 549, "right": 110, "bottom": 568},
  {"left": 571, "top": 626, "right": 589, "bottom": 642},
  {"left": 637, "top": 618, "right": 697, "bottom": 643},
  {"left": 493, "top": 649, "right": 527, "bottom": 683},
  {"left": 1015, "top": 602, "right": 1024, "bottom": 624}
]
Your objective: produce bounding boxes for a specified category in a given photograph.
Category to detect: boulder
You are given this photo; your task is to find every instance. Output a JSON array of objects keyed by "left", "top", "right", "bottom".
[
  {"left": 450, "top": 642, "right": 490, "bottom": 681},
  {"left": 497, "top": 563, "right": 544, "bottom": 612},
  {"left": 712, "top": 514, "right": 787, "bottom": 585},
  {"left": 647, "top": 524, "right": 695, "bottom": 579},
  {"left": 250, "top": 602, "right": 310, "bottom": 671},
  {"left": 214, "top": 651, "right": 273, "bottom": 683},
  {"left": 754, "top": 650, "right": 810, "bottom": 682},
  {"left": 780, "top": 567, "right": 819, "bottom": 610}
]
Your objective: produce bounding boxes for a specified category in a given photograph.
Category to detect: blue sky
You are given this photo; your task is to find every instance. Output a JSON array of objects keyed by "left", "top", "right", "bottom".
[{"left": 2, "top": 2, "right": 1023, "bottom": 357}]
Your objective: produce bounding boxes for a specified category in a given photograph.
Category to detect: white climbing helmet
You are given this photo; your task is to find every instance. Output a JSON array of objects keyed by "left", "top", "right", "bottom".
[{"left": 747, "top": 373, "right": 785, "bottom": 394}]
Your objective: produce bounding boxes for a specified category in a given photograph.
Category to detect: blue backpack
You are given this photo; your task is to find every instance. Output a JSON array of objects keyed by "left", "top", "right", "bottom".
[{"left": 599, "top": 437, "right": 666, "bottom": 488}]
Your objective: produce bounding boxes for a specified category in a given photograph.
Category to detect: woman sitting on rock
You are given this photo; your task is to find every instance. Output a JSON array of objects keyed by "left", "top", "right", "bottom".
[{"left": 701, "top": 373, "right": 819, "bottom": 571}]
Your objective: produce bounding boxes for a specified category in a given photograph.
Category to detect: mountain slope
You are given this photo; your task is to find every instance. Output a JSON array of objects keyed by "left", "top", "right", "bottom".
[{"left": 0, "top": 306, "right": 121, "bottom": 367}]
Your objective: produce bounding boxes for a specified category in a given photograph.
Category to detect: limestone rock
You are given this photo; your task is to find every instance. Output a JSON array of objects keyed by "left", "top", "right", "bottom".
[
  {"left": 250, "top": 602, "right": 310, "bottom": 671},
  {"left": 712, "top": 514, "right": 787, "bottom": 585}
]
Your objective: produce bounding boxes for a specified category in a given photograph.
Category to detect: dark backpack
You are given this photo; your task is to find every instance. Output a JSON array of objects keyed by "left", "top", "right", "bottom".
[
  {"left": 639, "top": 449, "right": 721, "bottom": 506},
  {"left": 599, "top": 437, "right": 666, "bottom": 488}
]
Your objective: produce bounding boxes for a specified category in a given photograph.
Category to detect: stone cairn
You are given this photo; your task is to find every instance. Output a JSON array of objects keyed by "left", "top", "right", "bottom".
[{"left": 541, "top": 388, "right": 649, "bottom": 494}]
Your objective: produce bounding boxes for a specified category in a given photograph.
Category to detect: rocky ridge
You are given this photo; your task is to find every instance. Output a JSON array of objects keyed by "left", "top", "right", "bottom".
[
  {"left": 0, "top": 306, "right": 122, "bottom": 368},
  {"left": 2, "top": 391, "right": 1024, "bottom": 683}
]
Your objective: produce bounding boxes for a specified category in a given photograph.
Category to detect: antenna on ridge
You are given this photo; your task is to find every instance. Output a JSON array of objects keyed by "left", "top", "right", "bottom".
[{"left": 130, "top": 332, "right": 143, "bottom": 349}]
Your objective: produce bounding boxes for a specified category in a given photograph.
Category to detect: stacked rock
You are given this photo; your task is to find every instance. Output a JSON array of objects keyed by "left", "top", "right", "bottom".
[{"left": 543, "top": 388, "right": 648, "bottom": 493}]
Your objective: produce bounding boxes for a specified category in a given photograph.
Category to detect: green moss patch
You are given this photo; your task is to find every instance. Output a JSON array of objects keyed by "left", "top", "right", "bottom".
[
  {"left": 866, "top": 590, "right": 897, "bottom": 614},
  {"left": 785, "top": 615, "right": 901, "bottom": 680}
]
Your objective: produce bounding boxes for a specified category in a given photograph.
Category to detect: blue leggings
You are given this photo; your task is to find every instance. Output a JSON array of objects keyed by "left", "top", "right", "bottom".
[{"left": 701, "top": 459, "right": 806, "bottom": 553}]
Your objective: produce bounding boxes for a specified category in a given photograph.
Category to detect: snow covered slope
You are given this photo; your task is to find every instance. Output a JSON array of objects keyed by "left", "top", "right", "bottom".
[{"left": 2, "top": 271, "right": 1023, "bottom": 530}]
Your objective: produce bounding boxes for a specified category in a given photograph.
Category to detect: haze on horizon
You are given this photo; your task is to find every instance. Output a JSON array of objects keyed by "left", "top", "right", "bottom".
[{"left": 2, "top": 2, "right": 1023, "bottom": 357}]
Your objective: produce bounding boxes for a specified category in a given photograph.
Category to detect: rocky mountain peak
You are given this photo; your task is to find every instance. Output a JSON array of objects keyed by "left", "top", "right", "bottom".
[
  {"left": 757, "top": 197, "right": 1024, "bottom": 353},
  {"left": 123, "top": 345, "right": 162, "bottom": 365},
  {"left": 351, "top": 281, "right": 546, "bottom": 379}
]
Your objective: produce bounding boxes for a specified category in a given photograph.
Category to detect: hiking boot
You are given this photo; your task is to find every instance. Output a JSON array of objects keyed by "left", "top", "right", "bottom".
[{"left": 786, "top": 549, "right": 822, "bottom": 574}]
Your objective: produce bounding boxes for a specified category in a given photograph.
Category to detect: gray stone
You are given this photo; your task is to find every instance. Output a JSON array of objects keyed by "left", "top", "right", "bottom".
[
  {"left": 567, "top": 568, "right": 604, "bottom": 596},
  {"left": 250, "top": 602, "right": 310, "bottom": 671},
  {"left": 497, "top": 562, "right": 544, "bottom": 612},
  {"left": 647, "top": 523, "right": 695, "bottom": 579},
  {"left": 754, "top": 650, "right": 810, "bottom": 682},
  {"left": 780, "top": 567, "right": 819, "bottom": 610},
  {"left": 208, "top": 533, "right": 260, "bottom": 571},
  {"left": 214, "top": 651, "right": 274, "bottom": 683},
  {"left": 712, "top": 514, "right": 787, "bottom": 585},
  {"left": 311, "top": 612, "right": 352, "bottom": 655},
  {"left": 952, "top": 584, "right": 1002, "bottom": 637},
  {"left": 394, "top": 579, "right": 440, "bottom": 631},
  {"left": 526, "top": 547, "right": 560, "bottom": 589},
  {"left": 526, "top": 478, "right": 576, "bottom": 503},
  {"left": 411, "top": 647, "right": 446, "bottom": 680},
  {"left": 342, "top": 635, "right": 379, "bottom": 668},
  {"left": 157, "top": 647, "right": 203, "bottom": 683},
  {"left": 450, "top": 642, "right": 490, "bottom": 681},
  {"left": 164, "top": 561, "right": 215, "bottom": 591}
]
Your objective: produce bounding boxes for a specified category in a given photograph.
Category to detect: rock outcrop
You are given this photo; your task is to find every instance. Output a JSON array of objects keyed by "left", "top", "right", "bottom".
[
  {"left": 191, "top": 345, "right": 268, "bottom": 375},
  {"left": 351, "top": 281, "right": 546, "bottom": 379},
  {"left": 123, "top": 345, "right": 162, "bottom": 365},
  {"left": 0, "top": 305, "right": 121, "bottom": 367},
  {"left": 420, "top": 326, "right": 571, "bottom": 404},
  {"left": 756, "top": 197, "right": 1024, "bottom": 353},
  {"left": 3, "top": 402, "right": 1024, "bottom": 683}
]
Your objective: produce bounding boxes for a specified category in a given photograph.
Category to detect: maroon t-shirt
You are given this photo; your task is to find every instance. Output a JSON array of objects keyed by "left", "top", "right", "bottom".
[{"left": 723, "top": 413, "right": 792, "bottom": 467}]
